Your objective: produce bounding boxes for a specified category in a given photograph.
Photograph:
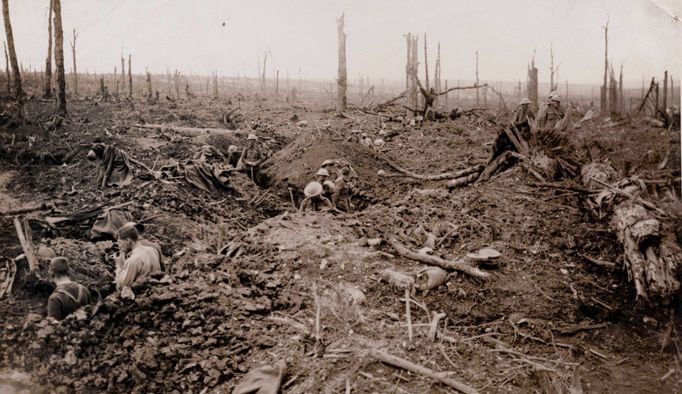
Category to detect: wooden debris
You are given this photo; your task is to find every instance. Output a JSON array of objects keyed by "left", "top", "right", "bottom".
[
  {"left": 383, "top": 160, "right": 483, "bottom": 181},
  {"left": 405, "top": 288, "right": 413, "bottom": 342},
  {"left": 13, "top": 217, "right": 38, "bottom": 271},
  {"left": 580, "top": 254, "right": 616, "bottom": 269},
  {"left": 367, "top": 348, "right": 479, "bottom": 394},
  {"left": 555, "top": 322, "right": 609, "bottom": 335},
  {"left": 388, "top": 236, "right": 489, "bottom": 280}
]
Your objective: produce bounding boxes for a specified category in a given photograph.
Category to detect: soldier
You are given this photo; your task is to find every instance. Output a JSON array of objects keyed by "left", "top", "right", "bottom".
[
  {"left": 238, "top": 134, "right": 265, "bottom": 183},
  {"left": 46, "top": 257, "right": 94, "bottom": 321},
  {"left": 114, "top": 226, "right": 162, "bottom": 294},
  {"left": 535, "top": 91, "right": 565, "bottom": 132},
  {"left": 513, "top": 98, "right": 535, "bottom": 133},
  {"left": 300, "top": 181, "right": 334, "bottom": 212},
  {"left": 332, "top": 167, "right": 352, "bottom": 212}
]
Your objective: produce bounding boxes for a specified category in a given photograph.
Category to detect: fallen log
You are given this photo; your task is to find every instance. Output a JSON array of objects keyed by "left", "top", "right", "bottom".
[
  {"left": 13, "top": 217, "right": 39, "bottom": 271},
  {"left": 1, "top": 202, "right": 56, "bottom": 216},
  {"left": 383, "top": 160, "right": 483, "bottom": 181},
  {"left": 612, "top": 203, "right": 680, "bottom": 302},
  {"left": 579, "top": 162, "right": 680, "bottom": 303},
  {"left": 367, "top": 348, "right": 479, "bottom": 394},
  {"left": 387, "top": 236, "right": 489, "bottom": 280}
]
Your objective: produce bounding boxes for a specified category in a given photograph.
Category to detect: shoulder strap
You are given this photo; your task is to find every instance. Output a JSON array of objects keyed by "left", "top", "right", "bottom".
[{"left": 55, "top": 287, "right": 78, "bottom": 304}]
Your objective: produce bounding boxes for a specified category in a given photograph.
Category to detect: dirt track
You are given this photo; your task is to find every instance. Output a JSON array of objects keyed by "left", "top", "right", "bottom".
[{"left": 0, "top": 95, "right": 681, "bottom": 393}]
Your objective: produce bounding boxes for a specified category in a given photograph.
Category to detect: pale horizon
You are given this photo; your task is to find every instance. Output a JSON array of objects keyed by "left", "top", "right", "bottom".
[{"left": 3, "top": 0, "right": 681, "bottom": 89}]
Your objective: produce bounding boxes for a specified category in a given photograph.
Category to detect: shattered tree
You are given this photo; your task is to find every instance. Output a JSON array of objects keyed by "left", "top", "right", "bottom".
[
  {"left": 2, "top": 0, "right": 25, "bottom": 115},
  {"left": 336, "top": 13, "right": 347, "bottom": 114}
]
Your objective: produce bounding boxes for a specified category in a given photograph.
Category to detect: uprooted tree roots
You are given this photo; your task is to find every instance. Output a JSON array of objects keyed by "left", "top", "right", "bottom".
[{"left": 581, "top": 162, "right": 681, "bottom": 304}]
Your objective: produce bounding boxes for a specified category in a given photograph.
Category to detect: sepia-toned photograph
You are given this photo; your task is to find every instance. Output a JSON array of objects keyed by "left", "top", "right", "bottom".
[{"left": 0, "top": 0, "right": 680, "bottom": 392}]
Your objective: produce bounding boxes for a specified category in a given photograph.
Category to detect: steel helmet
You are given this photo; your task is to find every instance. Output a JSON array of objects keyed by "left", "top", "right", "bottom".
[
  {"left": 304, "top": 181, "right": 323, "bottom": 197},
  {"left": 316, "top": 168, "right": 330, "bottom": 177},
  {"left": 227, "top": 145, "right": 239, "bottom": 153},
  {"left": 549, "top": 91, "right": 561, "bottom": 102},
  {"left": 247, "top": 133, "right": 258, "bottom": 140},
  {"left": 519, "top": 98, "right": 531, "bottom": 105},
  {"left": 321, "top": 159, "right": 335, "bottom": 167}
]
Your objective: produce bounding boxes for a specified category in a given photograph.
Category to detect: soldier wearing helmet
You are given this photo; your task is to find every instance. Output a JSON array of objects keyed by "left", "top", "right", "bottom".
[
  {"left": 299, "top": 181, "right": 334, "bottom": 212},
  {"left": 315, "top": 168, "right": 330, "bottom": 183},
  {"left": 237, "top": 133, "right": 265, "bottom": 184},
  {"left": 535, "top": 91, "right": 565, "bottom": 132}
]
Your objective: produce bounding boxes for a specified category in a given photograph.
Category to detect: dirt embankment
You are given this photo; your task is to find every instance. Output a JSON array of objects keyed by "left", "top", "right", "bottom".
[{"left": 0, "top": 96, "right": 680, "bottom": 393}]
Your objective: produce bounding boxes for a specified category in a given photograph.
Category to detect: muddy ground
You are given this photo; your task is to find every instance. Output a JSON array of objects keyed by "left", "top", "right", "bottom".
[{"left": 0, "top": 92, "right": 681, "bottom": 393}]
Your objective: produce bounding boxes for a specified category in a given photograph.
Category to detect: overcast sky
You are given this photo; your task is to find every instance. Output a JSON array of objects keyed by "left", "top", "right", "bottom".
[{"left": 3, "top": 0, "right": 681, "bottom": 86}]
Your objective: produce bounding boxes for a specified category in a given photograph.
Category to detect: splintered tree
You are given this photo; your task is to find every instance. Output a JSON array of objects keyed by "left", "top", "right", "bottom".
[
  {"left": 423, "top": 33, "right": 429, "bottom": 91},
  {"left": 52, "top": 0, "right": 66, "bottom": 114},
  {"left": 213, "top": 71, "right": 219, "bottom": 99},
  {"left": 260, "top": 51, "right": 267, "bottom": 95},
  {"left": 3, "top": 42, "right": 9, "bottom": 94},
  {"left": 608, "top": 64, "right": 618, "bottom": 115},
  {"left": 70, "top": 29, "right": 78, "bottom": 97},
  {"left": 526, "top": 50, "right": 538, "bottom": 108},
  {"left": 2, "top": 0, "right": 25, "bottom": 114},
  {"left": 662, "top": 70, "right": 668, "bottom": 111},
  {"left": 145, "top": 67, "right": 152, "bottom": 99},
  {"left": 405, "top": 33, "right": 418, "bottom": 112},
  {"left": 601, "top": 17, "right": 609, "bottom": 113},
  {"left": 128, "top": 54, "right": 132, "bottom": 97},
  {"left": 434, "top": 42, "right": 441, "bottom": 95},
  {"left": 336, "top": 13, "right": 347, "bottom": 114},
  {"left": 549, "top": 44, "right": 559, "bottom": 91},
  {"left": 120, "top": 56, "right": 125, "bottom": 94},
  {"left": 475, "top": 51, "right": 479, "bottom": 105},
  {"left": 43, "top": 0, "right": 53, "bottom": 98}
]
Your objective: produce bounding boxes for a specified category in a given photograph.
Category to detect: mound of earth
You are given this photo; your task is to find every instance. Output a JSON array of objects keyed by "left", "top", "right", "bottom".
[{"left": 261, "top": 132, "right": 385, "bottom": 190}]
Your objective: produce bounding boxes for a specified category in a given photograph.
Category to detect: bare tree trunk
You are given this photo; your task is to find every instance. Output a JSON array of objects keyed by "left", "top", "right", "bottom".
[
  {"left": 601, "top": 17, "right": 609, "bottom": 113},
  {"left": 423, "top": 33, "right": 429, "bottom": 91},
  {"left": 4, "top": 42, "right": 10, "bottom": 94},
  {"left": 527, "top": 51, "right": 538, "bottom": 108},
  {"left": 120, "top": 56, "right": 125, "bottom": 94},
  {"left": 608, "top": 65, "right": 618, "bottom": 115},
  {"left": 166, "top": 67, "right": 170, "bottom": 97},
  {"left": 618, "top": 65, "right": 623, "bottom": 112},
  {"left": 662, "top": 70, "right": 668, "bottom": 111},
  {"left": 127, "top": 54, "right": 132, "bottom": 98},
  {"left": 444, "top": 79, "right": 448, "bottom": 107},
  {"left": 565, "top": 80, "right": 569, "bottom": 104},
  {"left": 409, "top": 34, "right": 418, "bottom": 111},
  {"left": 114, "top": 66, "right": 118, "bottom": 98},
  {"left": 145, "top": 68, "right": 152, "bottom": 99},
  {"left": 174, "top": 70, "right": 180, "bottom": 99},
  {"left": 52, "top": 0, "right": 66, "bottom": 115},
  {"left": 275, "top": 69, "right": 278, "bottom": 99},
  {"left": 434, "top": 42, "right": 441, "bottom": 94},
  {"left": 70, "top": 28, "right": 77, "bottom": 98},
  {"left": 261, "top": 51, "right": 267, "bottom": 95},
  {"left": 475, "top": 51, "right": 479, "bottom": 106},
  {"left": 549, "top": 45, "right": 554, "bottom": 93},
  {"left": 2, "top": 0, "right": 24, "bottom": 113},
  {"left": 336, "top": 13, "right": 347, "bottom": 114},
  {"left": 213, "top": 71, "right": 219, "bottom": 99},
  {"left": 43, "top": 0, "right": 53, "bottom": 98}
]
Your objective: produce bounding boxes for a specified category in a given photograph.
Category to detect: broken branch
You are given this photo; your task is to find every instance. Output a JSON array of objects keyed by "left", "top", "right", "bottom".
[{"left": 388, "top": 236, "right": 489, "bottom": 280}]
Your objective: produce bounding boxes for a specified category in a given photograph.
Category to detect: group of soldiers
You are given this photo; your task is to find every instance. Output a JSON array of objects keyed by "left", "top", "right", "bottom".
[
  {"left": 47, "top": 222, "right": 163, "bottom": 320},
  {"left": 299, "top": 160, "right": 354, "bottom": 212}
]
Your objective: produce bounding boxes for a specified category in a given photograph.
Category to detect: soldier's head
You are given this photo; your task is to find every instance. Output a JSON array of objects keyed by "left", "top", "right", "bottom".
[
  {"left": 118, "top": 226, "right": 139, "bottom": 253},
  {"left": 49, "top": 257, "right": 70, "bottom": 279},
  {"left": 316, "top": 168, "right": 330, "bottom": 182},
  {"left": 247, "top": 133, "right": 258, "bottom": 146},
  {"left": 548, "top": 91, "right": 561, "bottom": 107},
  {"left": 520, "top": 98, "right": 531, "bottom": 106},
  {"left": 341, "top": 167, "right": 350, "bottom": 177}
]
